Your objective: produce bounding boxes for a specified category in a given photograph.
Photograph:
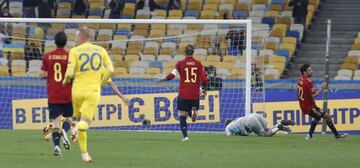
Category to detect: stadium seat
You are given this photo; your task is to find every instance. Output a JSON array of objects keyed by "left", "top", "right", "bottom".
[
  {"left": 286, "top": 31, "right": 301, "bottom": 42},
  {"left": 264, "top": 11, "right": 280, "bottom": 18},
  {"left": 341, "top": 62, "right": 357, "bottom": 71},
  {"left": 157, "top": 55, "right": 173, "bottom": 62},
  {"left": 233, "top": 10, "right": 248, "bottom": 18},
  {"left": 249, "top": 10, "right": 264, "bottom": 17},
  {"left": 168, "top": 10, "right": 183, "bottom": 18},
  {"left": 334, "top": 75, "right": 351, "bottom": 80},
  {"left": 219, "top": 3, "right": 234, "bottom": 15},
  {"left": 260, "top": 49, "right": 274, "bottom": 57},
  {"left": 143, "top": 42, "right": 160, "bottom": 55},
  {"left": 270, "top": 28, "right": 286, "bottom": 38},
  {"left": 279, "top": 43, "right": 295, "bottom": 57},
  {"left": 229, "top": 68, "right": 245, "bottom": 79},
  {"left": 89, "top": 8, "right": 102, "bottom": 16},
  {"left": 141, "top": 54, "right": 156, "bottom": 62},
  {"left": 348, "top": 50, "right": 360, "bottom": 57},
  {"left": 261, "top": 17, "right": 276, "bottom": 27},
  {"left": 118, "top": 24, "right": 132, "bottom": 31},
  {"left": 115, "top": 29, "right": 130, "bottom": 36},
  {"left": 0, "top": 65, "right": 9, "bottom": 76},
  {"left": 129, "top": 67, "right": 146, "bottom": 74},
  {"left": 184, "top": 10, "right": 200, "bottom": 18},
  {"left": 123, "top": 3, "right": 136, "bottom": 18},
  {"left": 290, "top": 24, "right": 304, "bottom": 40},
  {"left": 283, "top": 37, "right": 297, "bottom": 45},
  {"left": 337, "top": 69, "right": 353, "bottom": 78},
  {"left": 207, "top": 55, "right": 221, "bottom": 62},
  {"left": 223, "top": 56, "right": 237, "bottom": 63},
  {"left": 266, "top": 43, "right": 278, "bottom": 51},
  {"left": 136, "top": 9, "right": 151, "bottom": 19},
  {"left": 193, "top": 48, "right": 207, "bottom": 56},
  {"left": 351, "top": 43, "right": 360, "bottom": 50},
  {"left": 187, "top": 0, "right": 202, "bottom": 10},
  {"left": 194, "top": 55, "right": 206, "bottom": 62},
  {"left": 146, "top": 67, "right": 161, "bottom": 75},
  {"left": 151, "top": 23, "right": 167, "bottom": 31},
  {"left": 216, "top": 68, "right": 231, "bottom": 78},
  {"left": 124, "top": 54, "right": 140, "bottom": 61},
  {"left": 235, "top": 3, "right": 250, "bottom": 14},
  {"left": 153, "top": 9, "right": 167, "bottom": 18},
  {"left": 200, "top": 10, "right": 216, "bottom": 19},
  {"left": 344, "top": 56, "right": 358, "bottom": 65},
  {"left": 173, "top": 55, "right": 185, "bottom": 61},
  {"left": 276, "top": 49, "right": 290, "bottom": 64},
  {"left": 149, "top": 61, "right": 163, "bottom": 69},
  {"left": 204, "top": 3, "right": 218, "bottom": 11},
  {"left": 114, "top": 67, "right": 128, "bottom": 74},
  {"left": 160, "top": 42, "right": 176, "bottom": 55},
  {"left": 265, "top": 68, "right": 280, "bottom": 79},
  {"left": 131, "top": 61, "right": 149, "bottom": 69}
]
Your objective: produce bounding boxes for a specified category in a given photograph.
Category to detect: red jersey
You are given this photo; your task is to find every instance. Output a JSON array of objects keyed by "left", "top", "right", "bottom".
[
  {"left": 297, "top": 75, "right": 317, "bottom": 114},
  {"left": 41, "top": 48, "right": 72, "bottom": 104},
  {"left": 174, "top": 56, "right": 208, "bottom": 100}
]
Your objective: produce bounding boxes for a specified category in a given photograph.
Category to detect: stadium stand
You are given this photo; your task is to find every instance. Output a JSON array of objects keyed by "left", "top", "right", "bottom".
[
  {"left": 287, "top": 0, "right": 360, "bottom": 79},
  {"left": 0, "top": 0, "right": 322, "bottom": 79}
]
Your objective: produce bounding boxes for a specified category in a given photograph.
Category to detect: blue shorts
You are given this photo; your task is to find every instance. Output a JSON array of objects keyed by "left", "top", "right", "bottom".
[
  {"left": 48, "top": 103, "right": 73, "bottom": 120},
  {"left": 177, "top": 97, "right": 199, "bottom": 117}
]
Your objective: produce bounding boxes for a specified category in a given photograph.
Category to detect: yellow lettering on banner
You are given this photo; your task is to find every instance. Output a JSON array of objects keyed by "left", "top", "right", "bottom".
[
  {"left": 12, "top": 91, "right": 220, "bottom": 130},
  {"left": 253, "top": 99, "right": 360, "bottom": 132}
]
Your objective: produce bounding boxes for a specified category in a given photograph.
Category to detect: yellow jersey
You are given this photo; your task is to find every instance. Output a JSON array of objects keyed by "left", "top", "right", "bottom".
[{"left": 64, "top": 42, "right": 114, "bottom": 92}]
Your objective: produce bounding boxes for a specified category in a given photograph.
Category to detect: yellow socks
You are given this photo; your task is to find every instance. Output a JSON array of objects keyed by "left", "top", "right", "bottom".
[{"left": 78, "top": 121, "right": 89, "bottom": 153}]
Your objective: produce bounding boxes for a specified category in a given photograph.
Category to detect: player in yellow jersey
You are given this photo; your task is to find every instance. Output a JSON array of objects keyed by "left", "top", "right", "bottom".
[{"left": 63, "top": 27, "right": 114, "bottom": 163}]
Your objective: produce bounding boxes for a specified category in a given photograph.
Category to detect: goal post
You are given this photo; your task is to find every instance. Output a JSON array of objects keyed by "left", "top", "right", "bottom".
[{"left": 0, "top": 18, "right": 266, "bottom": 132}]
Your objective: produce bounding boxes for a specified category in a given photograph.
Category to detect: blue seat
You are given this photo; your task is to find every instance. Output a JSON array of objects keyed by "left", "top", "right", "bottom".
[
  {"left": 89, "top": 9, "right": 102, "bottom": 16},
  {"left": 163, "top": 37, "right": 178, "bottom": 43},
  {"left": 233, "top": 10, "right": 247, "bottom": 18},
  {"left": 46, "top": 35, "right": 55, "bottom": 40},
  {"left": 115, "top": 29, "right": 130, "bottom": 35},
  {"left": 227, "top": 48, "right": 242, "bottom": 56},
  {"left": 124, "top": 0, "right": 137, "bottom": 3},
  {"left": 149, "top": 61, "right": 163, "bottom": 71},
  {"left": 59, "top": 0, "right": 72, "bottom": 3},
  {"left": 261, "top": 17, "right": 275, "bottom": 27},
  {"left": 271, "top": 0, "right": 285, "bottom": 5},
  {"left": 286, "top": 31, "right": 300, "bottom": 47},
  {"left": 276, "top": 49, "right": 290, "bottom": 65},
  {"left": 121, "top": 16, "right": 133, "bottom": 19},
  {"left": 65, "top": 23, "right": 80, "bottom": 29},
  {"left": 286, "top": 31, "right": 300, "bottom": 41},
  {"left": 263, "top": 7, "right": 272, "bottom": 11},
  {"left": 184, "top": 10, "right": 200, "bottom": 18}
]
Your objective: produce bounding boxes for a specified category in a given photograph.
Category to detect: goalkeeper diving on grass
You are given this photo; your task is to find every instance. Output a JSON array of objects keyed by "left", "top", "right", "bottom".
[{"left": 225, "top": 113, "right": 295, "bottom": 137}]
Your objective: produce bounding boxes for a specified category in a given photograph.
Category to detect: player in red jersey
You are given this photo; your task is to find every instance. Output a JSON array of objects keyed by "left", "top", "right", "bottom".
[
  {"left": 157, "top": 44, "right": 208, "bottom": 142},
  {"left": 298, "top": 64, "right": 347, "bottom": 140},
  {"left": 40, "top": 31, "right": 73, "bottom": 155}
]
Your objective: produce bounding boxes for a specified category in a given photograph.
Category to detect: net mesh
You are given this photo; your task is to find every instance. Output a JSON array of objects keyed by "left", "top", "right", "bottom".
[{"left": 0, "top": 20, "right": 269, "bottom": 132}]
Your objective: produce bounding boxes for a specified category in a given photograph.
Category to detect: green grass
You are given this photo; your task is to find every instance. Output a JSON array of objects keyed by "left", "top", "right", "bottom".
[{"left": 0, "top": 130, "right": 359, "bottom": 168}]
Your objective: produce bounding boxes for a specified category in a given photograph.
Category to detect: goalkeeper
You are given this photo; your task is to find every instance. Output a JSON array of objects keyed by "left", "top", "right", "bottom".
[{"left": 225, "top": 113, "right": 295, "bottom": 137}]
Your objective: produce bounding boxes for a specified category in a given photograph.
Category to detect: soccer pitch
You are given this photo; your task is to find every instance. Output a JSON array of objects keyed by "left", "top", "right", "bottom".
[{"left": 0, "top": 130, "right": 359, "bottom": 168}]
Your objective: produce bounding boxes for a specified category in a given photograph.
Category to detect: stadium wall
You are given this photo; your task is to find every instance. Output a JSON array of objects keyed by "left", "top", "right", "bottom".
[{"left": 1, "top": 78, "right": 360, "bottom": 134}]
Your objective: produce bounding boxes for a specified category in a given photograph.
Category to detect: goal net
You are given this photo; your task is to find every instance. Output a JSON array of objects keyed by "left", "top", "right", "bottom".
[{"left": 0, "top": 18, "right": 268, "bottom": 132}]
